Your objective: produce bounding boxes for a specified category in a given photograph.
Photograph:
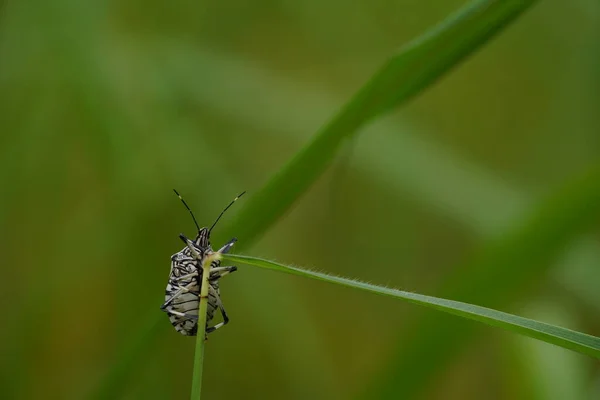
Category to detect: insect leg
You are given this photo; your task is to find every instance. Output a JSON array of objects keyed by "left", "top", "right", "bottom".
[
  {"left": 161, "top": 292, "right": 201, "bottom": 321},
  {"left": 216, "top": 238, "right": 237, "bottom": 254},
  {"left": 209, "top": 266, "right": 237, "bottom": 281},
  {"left": 163, "top": 308, "right": 199, "bottom": 320},
  {"left": 160, "top": 282, "right": 199, "bottom": 310},
  {"left": 173, "top": 272, "right": 197, "bottom": 282},
  {"left": 205, "top": 286, "right": 230, "bottom": 334},
  {"left": 179, "top": 234, "right": 202, "bottom": 260}
]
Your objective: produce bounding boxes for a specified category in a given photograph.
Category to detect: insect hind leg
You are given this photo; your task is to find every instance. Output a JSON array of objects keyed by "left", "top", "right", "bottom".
[
  {"left": 205, "top": 286, "right": 231, "bottom": 334},
  {"left": 160, "top": 282, "right": 200, "bottom": 310},
  {"left": 162, "top": 307, "right": 199, "bottom": 320}
]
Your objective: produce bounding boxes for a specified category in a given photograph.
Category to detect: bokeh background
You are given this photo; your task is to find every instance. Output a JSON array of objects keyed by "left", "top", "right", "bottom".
[{"left": 1, "top": 0, "right": 599, "bottom": 399}]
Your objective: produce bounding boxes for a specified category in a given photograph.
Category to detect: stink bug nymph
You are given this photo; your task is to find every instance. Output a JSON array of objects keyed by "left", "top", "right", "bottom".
[{"left": 161, "top": 189, "right": 245, "bottom": 336}]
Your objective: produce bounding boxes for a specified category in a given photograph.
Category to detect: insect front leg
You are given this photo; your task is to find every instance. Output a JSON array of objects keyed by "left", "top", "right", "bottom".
[
  {"left": 179, "top": 234, "right": 203, "bottom": 260},
  {"left": 216, "top": 238, "right": 237, "bottom": 254}
]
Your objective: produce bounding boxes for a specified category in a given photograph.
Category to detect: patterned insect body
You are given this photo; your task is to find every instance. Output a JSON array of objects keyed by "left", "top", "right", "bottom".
[{"left": 161, "top": 191, "right": 244, "bottom": 337}]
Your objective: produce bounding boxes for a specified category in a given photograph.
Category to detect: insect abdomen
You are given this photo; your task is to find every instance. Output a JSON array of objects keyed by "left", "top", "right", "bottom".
[{"left": 165, "top": 268, "right": 221, "bottom": 336}]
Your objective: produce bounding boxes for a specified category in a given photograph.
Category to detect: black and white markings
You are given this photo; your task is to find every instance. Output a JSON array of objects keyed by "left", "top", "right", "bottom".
[{"left": 161, "top": 190, "right": 245, "bottom": 337}]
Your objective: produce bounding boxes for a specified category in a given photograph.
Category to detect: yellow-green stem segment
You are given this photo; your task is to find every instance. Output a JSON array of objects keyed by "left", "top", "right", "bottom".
[{"left": 190, "top": 252, "right": 221, "bottom": 400}]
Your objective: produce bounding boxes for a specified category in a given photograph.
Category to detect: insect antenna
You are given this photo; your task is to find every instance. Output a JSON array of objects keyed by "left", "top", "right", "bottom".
[
  {"left": 173, "top": 189, "right": 201, "bottom": 232},
  {"left": 209, "top": 191, "right": 246, "bottom": 234}
]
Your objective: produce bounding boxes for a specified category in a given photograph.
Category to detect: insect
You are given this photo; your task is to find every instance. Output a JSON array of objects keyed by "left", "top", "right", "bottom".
[{"left": 161, "top": 189, "right": 245, "bottom": 337}]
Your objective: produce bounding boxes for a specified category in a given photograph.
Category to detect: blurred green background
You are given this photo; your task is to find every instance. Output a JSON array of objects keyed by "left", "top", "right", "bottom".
[{"left": 1, "top": 0, "right": 599, "bottom": 399}]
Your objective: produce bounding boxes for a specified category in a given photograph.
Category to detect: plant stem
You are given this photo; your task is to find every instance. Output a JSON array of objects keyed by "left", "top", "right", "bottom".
[{"left": 190, "top": 252, "right": 221, "bottom": 400}]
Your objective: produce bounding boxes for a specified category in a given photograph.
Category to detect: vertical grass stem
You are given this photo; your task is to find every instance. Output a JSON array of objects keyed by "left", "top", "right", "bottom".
[{"left": 190, "top": 252, "right": 221, "bottom": 400}]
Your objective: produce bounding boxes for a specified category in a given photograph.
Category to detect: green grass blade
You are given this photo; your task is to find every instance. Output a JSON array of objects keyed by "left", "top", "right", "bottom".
[
  {"left": 359, "top": 0, "right": 539, "bottom": 119},
  {"left": 223, "top": 254, "right": 600, "bottom": 360},
  {"left": 190, "top": 253, "right": 217, "bottom": 400},
  {"left": 367, "top": 165, "right": 600, "bottom": 399},
  {"left": 225, "top": 0, "right": 538, "bottom": 248}
]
